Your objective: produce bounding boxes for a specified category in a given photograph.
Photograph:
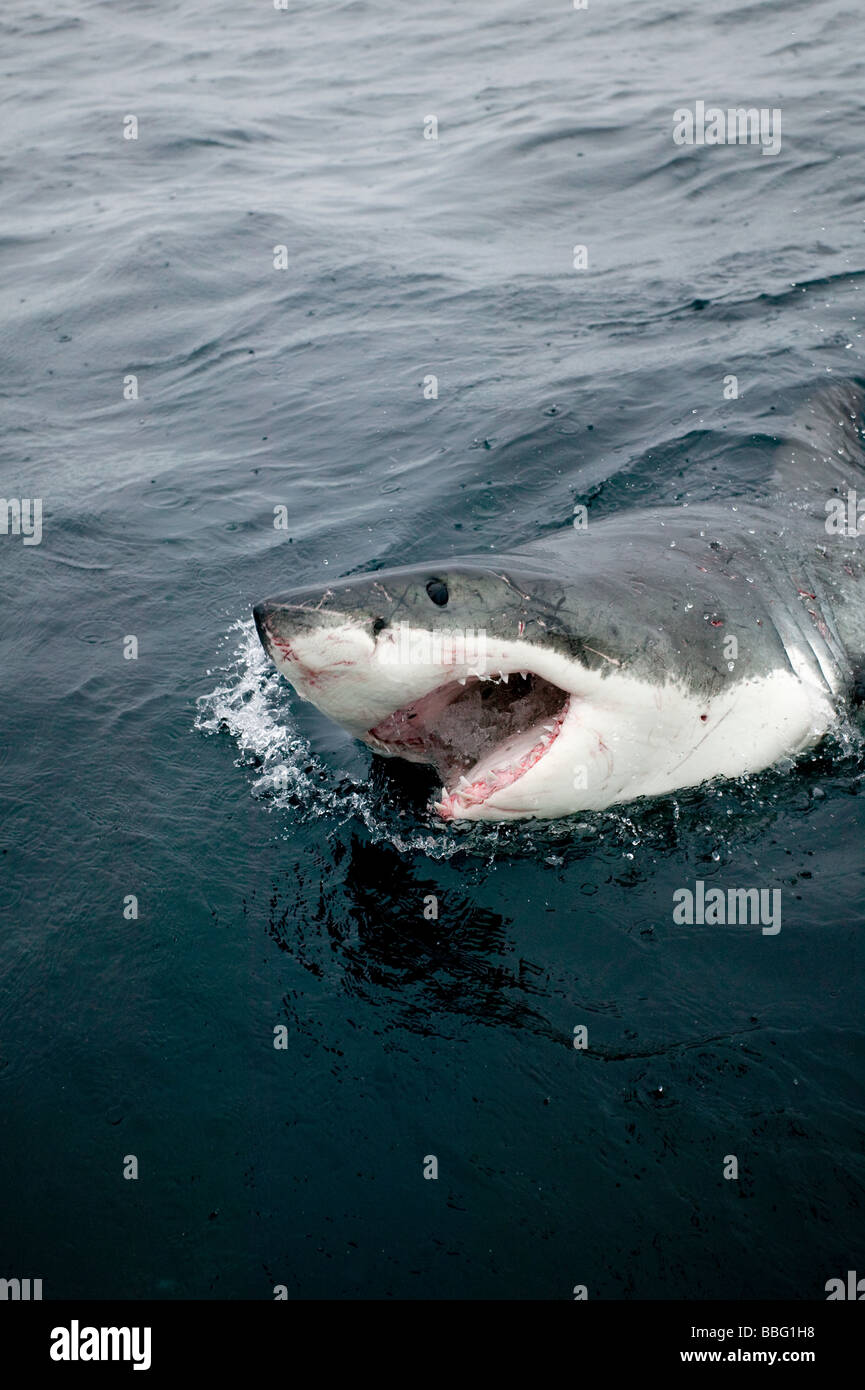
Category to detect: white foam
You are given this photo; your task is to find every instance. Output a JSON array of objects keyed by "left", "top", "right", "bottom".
[{"left": 195, "top": 618, "right": 323, "bottom": 804}]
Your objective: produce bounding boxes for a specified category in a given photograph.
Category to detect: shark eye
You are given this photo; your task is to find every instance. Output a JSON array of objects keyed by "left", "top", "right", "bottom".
[
  {"left": 372, "top": 617, "right": 387, "bottom": 636},
  {"left": 426, "top": 578, "right": 449, "bottom": 607}
]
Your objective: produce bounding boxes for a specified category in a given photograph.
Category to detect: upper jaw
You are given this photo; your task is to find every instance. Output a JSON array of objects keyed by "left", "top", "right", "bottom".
[{"left": 263, "top": 613, "right": 584, "bottom": 721}]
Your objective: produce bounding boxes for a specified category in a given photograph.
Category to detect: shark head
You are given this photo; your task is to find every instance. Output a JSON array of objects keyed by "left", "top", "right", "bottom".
[
  {"left": 254, "top": 560, "right": 595, "bottom": 821},
  {"left": 253, "top": 530, "right": 833, "bottom": 822}
]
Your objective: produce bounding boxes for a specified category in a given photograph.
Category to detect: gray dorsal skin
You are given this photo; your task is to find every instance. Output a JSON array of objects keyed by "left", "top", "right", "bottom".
[
  {"left": 770, "top": 381, "right": 865, "bottom": 503},
  {"left": 253, "top": 382, "right": 865, "bottom": 819},
  {"left": 503, "top": 504, "right": 865, "bottom": 703}
]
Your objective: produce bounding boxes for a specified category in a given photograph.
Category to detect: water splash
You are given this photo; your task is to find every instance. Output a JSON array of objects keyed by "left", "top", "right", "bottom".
[
  {"left": 194, "top": 619, "right": 475, "bottom": 857},
  {"left": 195, "top": 618, "right": 325, "bottom": 801}
]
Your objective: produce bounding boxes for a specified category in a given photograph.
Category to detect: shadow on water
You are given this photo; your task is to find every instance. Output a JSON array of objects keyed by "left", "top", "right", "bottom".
[{"left": 262, "top": 834, "right": 566, "bottom": 1042}]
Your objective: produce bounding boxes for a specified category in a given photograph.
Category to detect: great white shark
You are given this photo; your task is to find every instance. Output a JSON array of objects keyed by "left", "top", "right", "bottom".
[{"left": 253, "top": 383, "right": 865, "bottom": 822}]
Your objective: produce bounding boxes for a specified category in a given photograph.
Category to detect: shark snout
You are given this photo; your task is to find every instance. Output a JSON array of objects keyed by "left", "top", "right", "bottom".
[
  {"left": 253, "top": 597, "right": 326, "bottom": 648},
  {"left": 253, "top": 599, "right": 320, "bottom": 669},
  {"left": 252, "top": 600, "right": 272, "bottom": 647},
  {"left": 252, "top": 593, "right": 377, "bottom": 689}
]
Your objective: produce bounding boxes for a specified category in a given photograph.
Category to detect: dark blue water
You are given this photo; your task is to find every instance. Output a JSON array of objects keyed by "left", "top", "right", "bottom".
[{"left": 1, "top": 0, "right": 863, "bottom": 1299}]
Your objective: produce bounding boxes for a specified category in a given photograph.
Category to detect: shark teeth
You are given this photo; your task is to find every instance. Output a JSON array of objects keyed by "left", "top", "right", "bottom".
[{"left": 452, "top": 670, "right": 528, "bottom": 685}]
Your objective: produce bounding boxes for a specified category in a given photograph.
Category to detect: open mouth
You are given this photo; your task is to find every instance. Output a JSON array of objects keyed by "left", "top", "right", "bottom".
[{"left": 367, "top": 671, "right": 570, "bottom": 819}]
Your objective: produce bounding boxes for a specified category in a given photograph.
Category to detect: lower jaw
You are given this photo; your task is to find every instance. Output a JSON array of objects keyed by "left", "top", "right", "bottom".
[
  {"left": 436, "top": 800, "right": 533, "bottom": 823},
  {"left": 435, "top": 794, "right": 518, "bottom": 822},
  {"left": 434, "top": 700, "right": 570, "bottom": 821},
  {"left": 435, "top": 780, "right": 535, "bottom": 822},
  {"left": 434, "top": 779, "right": 556, "bottom": 822}
]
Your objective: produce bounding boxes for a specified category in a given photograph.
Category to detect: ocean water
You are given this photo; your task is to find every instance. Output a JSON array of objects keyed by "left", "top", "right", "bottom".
[{"left": 1, "top": 0, "right": 864, "bottom": 1299}]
